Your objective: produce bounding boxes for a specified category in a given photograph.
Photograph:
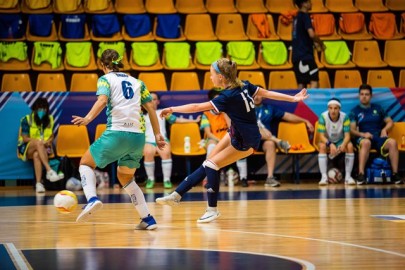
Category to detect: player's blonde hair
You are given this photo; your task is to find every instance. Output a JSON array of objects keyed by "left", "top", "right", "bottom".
[
  {"left": 100, "top": 49, "right": 124, "bottom": 72},
  {"left": 214, "top": 58, "right": 244, "bottom": 88}
]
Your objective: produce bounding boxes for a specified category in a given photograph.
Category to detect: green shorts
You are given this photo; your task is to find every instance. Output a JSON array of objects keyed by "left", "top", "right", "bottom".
[{"left": 90, "top": 130, "right": 145, "bottom": 169}]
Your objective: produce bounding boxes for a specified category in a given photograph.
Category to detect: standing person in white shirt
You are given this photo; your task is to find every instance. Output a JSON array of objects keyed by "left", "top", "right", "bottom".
[
  {"left": 71, "top": 49, "right": 165, "bottom": 230},
  {"left": 143, "top": 92, "right": 201, "bottom": 189}
]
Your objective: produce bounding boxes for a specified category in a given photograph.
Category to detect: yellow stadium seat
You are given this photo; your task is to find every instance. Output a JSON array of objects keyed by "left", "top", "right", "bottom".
[
  {"left": 325, "top": 0, "right": 358, "bottom": 13},
  {"left": 337, "top": 13, "right": 372, "bottom": 41},
  {"left": 26, "top": 19, "right": 58, "bottom": 42},
  {"left": 268, "top": 71, "right": 297, "bottom": 90},
  {"left": 56, "top": 125, "right": 90, "bottom": 158},
  {"left": 115, "top": 0, "right": 145, "bottom": 14},
  {"left": 58, "top": 21, "right": 90, "bottom": 42},
  {"left": 399, "top": 70, "right": 405, "bottom": 88},
  {"left": 170, "top": 72, "right": 201, "bottom": 91},
  {"left": 276, "top": 15, "right": 292, "bottom": 41},
  {"left": 389, "top": 122, "right": 405, "bottom": 152},
  {"left": 153, "top": 17, "right": 186, "bottom": 42},
  {"left": 1, "top": 73, "right": 32, "bottom": 92},
  {"left": 310, "top": 0, "right": 329, "bottom": 13},
  {"left": 138, "top": 72, "right": 168, "bottom": 92},
  {"left": 203, "top": 71, "right": 215, "bottom": 90},
  {"left": 238, "top": 71, "right": 266, "bottom": 88},
  {"left": 53, "top": 0, "right": 84, "bottom": 14},
  {"left": 184, "top": 14, "right": 217, "bottom": 41},
  {"left": 246, "top": 14, "right": 279, "bottom": 41},
  {"left": 334, "top": 69, "right": 363, "bottom": 88},
  {"left": 36, "top": 73, "right": 67, "bottom": 91},
  {"left": 355, "top": 0, "right": 388, "bottom": 12},
  {"left": 265, "top": 0, "right": 297, "bottom": 14},
  {"left": 64, "top": 43, "right": 97, "bottom": 71},
  {"left": 70, "top": 73, "right": 98, "bottom": 92},
  {"left": 236, "top": 0, "right": 267, "bottom": 13},
  {"left": 258, "top": 42, "right": 292, "bottom": 70},
  {"left": 352, "top": 40, "right": 387, "bottom": 68},
  {"left": 386, "top": 0, "right": 405, "bottom": 11},
  {"left": 312, "top": 121, "right": 321, "bottom": 152},
  {"left": 367, "top": 69, "right": 396, "bottom": 88},
  {"left": 206, "top": 0, "right": 237, "bottom": 13},
  {"left": 215, "top": 14, "right": 248, "bottom": 41},
  {"left": 145, "top": 0, "right": 176, "bottom": 14},
  {"left": 0, "top": 42, "right": 31, "bottom": 71},
  {"left": 176, "top": 0, "right": 207, "bottom": 13},
  {"left": 384, "top": 40, "right": 405, "bottom": 68},
  {"left": 84, "top": 0, "right": 115, "bottom": 14},
  {"left": 21, "top": 0, "right": 53, "bottom": 14},
  {"left": 319, "top": 71, "right": 331, "bottom": 88},
  {"left": 94, "top": 123, "right": 106, "bottom": 141}
]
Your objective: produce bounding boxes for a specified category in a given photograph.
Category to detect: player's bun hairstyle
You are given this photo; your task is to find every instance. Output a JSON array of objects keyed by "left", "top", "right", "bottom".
[
  {"left": 358, "top": 83, "right": 373, "bottom": 95},
  {"left": 100, "top": 49, "right": 124, "bottom": 72},
  {"left": 215, "top": 58, "right": 244, "bottom": 88},
  {"left": 294, "top": 0, "right": 308, "bottom": 8}
]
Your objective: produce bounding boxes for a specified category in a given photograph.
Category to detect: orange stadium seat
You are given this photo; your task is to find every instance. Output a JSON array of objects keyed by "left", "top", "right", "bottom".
[
  {"left": 70, "top": 73, "right": 98, "bottom": 92},
  {"left": 170, "top": 72, "right": 201, "bottom": 91},
  {"left": 138, "top": 72, "right": 168, "bottom": 92},
  {"left": 206, "top": 0, "right": 237, "bottom": 13},
  {"left": 334, "top": 69, "right": 363, "bottom": 88},
  {"left": 36, "top": 73, "right": 67, "bottom": 91},
  {"left": 367, "top": 69, "right": 396, "bottom": 88},
  {"left": 1, "top": 73, "right": 32, "bottom": 92}
]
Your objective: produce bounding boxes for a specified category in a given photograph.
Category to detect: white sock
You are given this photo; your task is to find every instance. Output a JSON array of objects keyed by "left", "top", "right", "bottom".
[
  {"left": 79, "top": 165, "right": 97, "bottom": 201},
  {"left": 345, "top": 153, "right": 355, "bottom": 180},
  {"left": 162, "top": 159, "right": 172, "bottom": 182},
  {"left": 144, "top": 161, "right": 155, "bottom": 181},
  {"left": 236, "top": 158, "right": 248, "bottom": 179},
  {"left": 123, "top": 180, "right": 150, "bottom": 219},
  {"left": 318, "top": 154, "right": 328, "bottom": 179},
  {"left": 207, "top": 143, "right": 216, "bottom": 157}
]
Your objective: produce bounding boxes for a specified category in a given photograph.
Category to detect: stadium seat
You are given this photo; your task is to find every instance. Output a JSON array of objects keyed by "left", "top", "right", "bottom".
[
  {"left": 121, "top": 14, "right": 154, "bottom": 42},
  {"left": 184, "top": 14, "right": 217, "bottom": 41},
  {"left": 94, "top": 123, "right": 106, "bottom": 141},
  {"left": 236, "top": 0, "right": 267, "bottom": 13},
  {"left": 130, "top": 42, "right": 163, "bottom": 71},
  {"left": 399, "top": 70, "right": 405, "bottom": 88},
  {"left": 334, "top": 69, "right": 363, "bottom": 88},
  {"left": 215, "top": 14, "right": 248, "bottom": 41},
  {"left": 153, "top": 15, "right": 186, "bottom": 42},
  {"left": 56, "top": 125, "right": 90, "bottom": 158},
  {"left": 64, "top": 42, "right": 97, "bottom": 71},
  {"left": 36, "top": 73, "right": 67, "bottom": 91},
  {"left": 1, "top": 73, "right": 32, "bottom": 92},
  {"left": 84, "top": 0, "right": 115, "bottom": 13},
  {"left": 311, "top": 14, "right": 341, "bottom": 40},
  {"left": 268, "top": 71, "right": 298, "bottom": 90},
  {"left": 31, "top": 41, "right": 64, "bottom": 71},
  {"left": 70, "top": 73, "right": 98, "bottom": 92},
  {"left": 318, "top": 71, "right": 331, "bottom": 88},
  {"left": 386, "top": 0, "right": 405, "bottom": 11},
  {"left": 21, "top": 0, "right": 53, "bottom": 13},
  {"left": 193, "top": 41, "right": 223, "bottom": 70},
  {"left": 115, "top": 0, "right": 145, "bottom": 14},
  {"left": 309, "top": 0, "right": 328, "bottom": 13},
  {"left": 145, "top": 0, "right": 176, "bottom": 14},
  {"left": 338, "top": 12, "right": 372, "bottom": 40},
  {"left": 325, "top": 0, "right": 358, "bottom": 12},
  {"left": 170, "top": 72, "right": 201, "bottom": 91},
  {"left": 58, "top": 14, "right": 90, "bottom": 41},
  {"left": 355, "top": 0, "right": 387, "bottom": 12},
  {"left": 226, "top": 41, "right": 260, "bottom": 70},
  {"left": 277, "top": 15, "right": 292, "bottom": 41},
  {"left": 246, "top": 14, "right": 279, "bottom": 41},
  {"left": 312, "top": 121, "right": 321, "bottom": 151},
  {"left": 384, "top": 40, "right": 405, "bottom": 68},
  {"left": 352, "top": 40, "right": 387, "bottom": 68},
  {"left": 0, "top": 14, "right": 25, "bottom": 41},
  {"left": 162, "top": 42, "right": 195, "bottom": 70},
  {"left": 53, "top": 0, "right": 84, "bottom": 14},
  {"left": 389, "top": 122, "right": 405, "bottom": 152},
  {"left": 369, "top": 13, "right": 404, "bottom": 40},
  {"left": 206, "top": 0, "right": 237, "bottom": 13},
  {"left": 176, "top": 0, "right": 207, "bottom": 13},
  {"left": 0, "top": 0, "right": 20, "bottom": 12},
  {"left": 0, "top": 42, "right": 31, "bottom": 71},
  {"left": 265, "top": 0, "right": 297, "bottom": 14},
  {"left": 26, "top": 14, "right": 58, "bottom": 41},
  {"left": 138, "top": 72, "right": 168, "bottom": 91},
  {"left": 367, "top": 69, "right": 396, "bottom": 88},
  {"left": 238, "top": 71, "right": 266, "bottom": 88},
  {"left": 320, "top": 41, "right": 355, "bottom": 69},
  {"left": 203, "top": 71, "right": 215, "bottom": 90},
  {"left": 258, "top": 41, "right": 292, "bottom": 70},
  {"left": 90, "top": 14, "right": 123, "bottom": 41}
]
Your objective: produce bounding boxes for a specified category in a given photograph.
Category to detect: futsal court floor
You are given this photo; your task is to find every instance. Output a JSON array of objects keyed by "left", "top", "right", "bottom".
[{"left": 0, "top": 181, "right": 405, "bottom": 270}]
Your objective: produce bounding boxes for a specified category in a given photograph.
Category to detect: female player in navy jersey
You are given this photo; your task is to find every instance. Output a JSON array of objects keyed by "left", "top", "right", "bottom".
[{"left": 156, "top": 58, "right": 309, "bottom": 223}]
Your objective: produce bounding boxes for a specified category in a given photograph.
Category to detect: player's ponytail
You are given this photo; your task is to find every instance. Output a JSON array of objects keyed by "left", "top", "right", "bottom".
[
  {"left": 100, "top": 49, "right": 124, "bottom": 72},
  {"left": 216, "top": 58, "right": 244, "bottom": 88}
]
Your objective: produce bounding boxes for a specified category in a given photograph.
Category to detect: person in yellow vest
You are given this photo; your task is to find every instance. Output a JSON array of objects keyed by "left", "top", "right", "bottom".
[{"left": 17, "top": 98, "right": 63, "bottom": 193}]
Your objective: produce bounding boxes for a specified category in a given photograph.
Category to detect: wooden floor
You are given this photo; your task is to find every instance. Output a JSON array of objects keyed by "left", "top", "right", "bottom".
[{"left": 1, "top": 182, "right": 405, "bottom": 269}]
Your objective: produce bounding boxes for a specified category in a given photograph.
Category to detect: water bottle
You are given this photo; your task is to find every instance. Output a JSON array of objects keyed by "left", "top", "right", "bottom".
[{"left": 184, "top": 136, "right": 191, "bottom": 153}]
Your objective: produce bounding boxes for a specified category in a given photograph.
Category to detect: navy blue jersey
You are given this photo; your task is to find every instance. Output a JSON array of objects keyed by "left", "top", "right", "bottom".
[
  {"left": 210, "top": 81, "right": 261, "bottom": 150},
  {"left": 349, "top": 103, "right": 388, "bottom": 138},
  {"left": 292, "top": 12, "right": 314, "bottom": 63}
]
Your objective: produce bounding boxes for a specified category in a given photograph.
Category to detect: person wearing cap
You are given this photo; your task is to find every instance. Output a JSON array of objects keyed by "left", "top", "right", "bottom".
[
  {"left": 349, "top": 84, "right": 403, "bottom": 185},
  {"left": 317, "top": 97, "right": 355, "bottom": 185}
]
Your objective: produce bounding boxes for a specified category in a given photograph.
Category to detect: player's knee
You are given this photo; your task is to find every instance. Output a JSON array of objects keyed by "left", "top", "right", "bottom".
[{"left": 117, "top": 166, "right": 135, "bottom": 182}]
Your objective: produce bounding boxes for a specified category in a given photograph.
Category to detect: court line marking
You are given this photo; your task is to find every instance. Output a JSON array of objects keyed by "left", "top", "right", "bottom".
[{"left": 5, "top": 243, "right": 31, "bottom": 270}]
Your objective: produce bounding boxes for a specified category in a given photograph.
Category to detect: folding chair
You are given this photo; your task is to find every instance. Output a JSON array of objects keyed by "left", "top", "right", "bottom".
[
  {"left": 338, "top": 12, "right": 372, "bottom": 40},
  {"left": 21, "top": 0, "right": 53, "bottom": 13},
  {"left": 399, "top": 70, "right": 405, "bottom": 88},
  {"left": 386, "top": 0, "right": 405, "bottom": 11},
  {"left": 153, "top": 14, "right": 186, "bottom": 42},
  {"left": 53, "top": 0, "right": 84, "bottom": 14},
  {"left": 96, "top": 42, "right": 130, "bottom": 71},
  {"left": 258, "top": 41, "right": 292, "bottom": 70},
  {"left": 84, "top": 0, "right": 115, "bottom": 14},
  {"left": 0, "top": 14, "right": 25, "bottom": 41},
  {"left": 389, "top": 122, "right": 405, "bottom": 152},
  {"left": 203, "top": 71, "right": 215, "bottom": 90},
  {"left": 94, "top": 124, "right": 107, "bottom": 141},
  {"left": 31, "top": 41, "right": 64, "bottom": 71},
  {"left": 121, "top": 14, "right": 154, "bottom": 42},
  {"left": 319, "top": 71, "right": 331, "bottom": 88},
  {"left": 309, "top": 0, "right": 328, "bottom": 13},
  {"left": 277, "top": 15, "right": 292, "bottom": 41},
  {"left": 369, "top": 13, "right": 404, "bottom": 40},
  {"left": 90, "top": 14, "right": 122, "bottom": 41}
]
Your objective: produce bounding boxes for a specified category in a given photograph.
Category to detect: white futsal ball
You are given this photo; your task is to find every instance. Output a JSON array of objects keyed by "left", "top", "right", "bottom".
[
  {"left": 327, "top": 168, "right": 343, "bottom": 183},
  {"left": 54, "top": 190, "right": 78, "bottom": 213}
]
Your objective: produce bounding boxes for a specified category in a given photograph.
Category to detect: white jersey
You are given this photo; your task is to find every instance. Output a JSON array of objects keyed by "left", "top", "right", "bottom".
[
  {"left": 97, "top": 72, "right": 151, "bottom": 133},
  {"left": 144, "top": 109, "right": 177, "bottom": 143},
  {"left": 318, "top": 111, "right": 350, "bottom": 143}
]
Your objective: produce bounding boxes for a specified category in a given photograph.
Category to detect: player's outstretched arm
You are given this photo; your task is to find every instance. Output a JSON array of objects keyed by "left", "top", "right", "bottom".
[
  {"left": 71, "top": 94, "right": 108, "bottom": 126},
  {"left": 257, "top": 88, "right": 309, "bottom": 103},
  {"left": 160, "top": 102, "right": 213, "bottom": 118}
]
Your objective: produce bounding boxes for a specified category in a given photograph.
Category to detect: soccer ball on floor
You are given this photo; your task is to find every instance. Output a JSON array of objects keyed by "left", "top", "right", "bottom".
[
  {"left": 54, "top": 190, "right": 78, "bottom": 214},
  {"left": 327, "top": 168, "right": 343, "bottom": 183}
]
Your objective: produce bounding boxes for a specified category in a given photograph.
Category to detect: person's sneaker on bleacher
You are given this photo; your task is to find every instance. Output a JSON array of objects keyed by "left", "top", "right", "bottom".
[
  {"left": 265, "top": 176, "right": 280, "bottom": 187},
  {"left": 197, "top": 208, "right": 220, "bottom": 223},
  {"left": 163, "top": 180, "right": 173, "bottom": 189},
  {"left": 392, "top": 173, "right": 404, "bottom": 184},
  {"left": 356, "top": 173, "right": 366, "bottom": 185},
  {"left": 135, "top": 214, "right": 157, "bottom": 230},
  {"left": 145, "top": 179, "right": 154, "bottom": 189},
  {"left": 46, "top": 169, "right": 61, "bottom": 182},
  {"left": 76, "top": 197, "right": 103, "bottom": 223},
  {"left": 155, "top": 192, "right": 181, "bottom": 206}
]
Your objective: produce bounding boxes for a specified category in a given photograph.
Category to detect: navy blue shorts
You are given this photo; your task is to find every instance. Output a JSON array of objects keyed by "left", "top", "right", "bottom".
[
  {"left": 356, "top": 136, "right": 390, "bottom": 157},
  {"left": 229, "top": 126, "right": 261, "bottom": 151},
  {"left": 293, "top": 59, "right": 319, "bottom": 85}
]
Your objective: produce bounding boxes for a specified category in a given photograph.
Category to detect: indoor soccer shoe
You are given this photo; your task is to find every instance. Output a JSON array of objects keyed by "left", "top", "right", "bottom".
[
  {"left": 345, "top": 177, "right": 356, "bottom": 185},
  {"left": 76, "top": 197, "right": 103, "bottom": 223},
  {"left": 155, "top": 192, "right": 181, "bottom": 206},
  {"left": 145, "top": 179, "right": 154, "bottom": 189},
  {"left": 135, "top": 214, "right": 158, "bottom": 230},
  {"left": 46, "top": 169, "right": 61, "bottom": 182},
  {"left": 163, "top": 180, "right": 173, "bottom": 189},
  {"left": 197, "top": 209, "right": 220, "bottom": 223}
]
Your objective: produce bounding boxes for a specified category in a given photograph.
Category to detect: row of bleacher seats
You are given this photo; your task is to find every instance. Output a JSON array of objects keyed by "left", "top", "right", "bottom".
[
  {"left": 1, "top": 39, "right": 404, "bottom": 72},
  {"left": 1, "top": 0, "right": 405, "bottom": 15},
  {"left": 2, "top": 69, "right": 405, "bottom": 92},
  {"left": 1, "top": 12, "right": 404, "bottom": 43}
]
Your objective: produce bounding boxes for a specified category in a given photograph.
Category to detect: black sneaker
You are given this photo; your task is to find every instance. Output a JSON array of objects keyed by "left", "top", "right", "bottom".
[
  {"left": 241, "top": 178, "right": 248, "bottom": 187},
  {"left": 392, "top": 174, "right": 404, "bottom": 185},
  {"left": 356, "top": 173, "right": 366, "bottom": 185}
]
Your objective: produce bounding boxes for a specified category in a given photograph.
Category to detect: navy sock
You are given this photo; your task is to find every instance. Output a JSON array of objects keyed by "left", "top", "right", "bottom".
[
  {"left": 205, "top": 166, "right": 220, "bottom": 207},
  {"left": 175, "top": 165, "right": 206, "bottom": 196}
]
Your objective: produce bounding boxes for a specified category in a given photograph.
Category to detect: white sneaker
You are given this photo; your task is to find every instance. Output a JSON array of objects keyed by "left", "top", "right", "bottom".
[
  {"left": 76, "top": 198, "right": 103, "bottom": 223},
  {"left": 345, "top": 177, "right": 356, "bottom": 185},
  {"left": 318, "top": 175, "right": 328, "bottom": 186},
  {"left": 35, "top": 182, "right": 45, "bottom": 193},
  {"left": 155, "top": 192, "right": 181, "bottom": 206},
  {"left": 46, "top": 169, "right": 61, "bottom": 182},
  {"left": 197, "top": 208, "right": 220, "bottom": 223}
]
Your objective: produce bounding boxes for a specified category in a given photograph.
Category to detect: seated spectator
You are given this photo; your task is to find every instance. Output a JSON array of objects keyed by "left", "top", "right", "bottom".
[
  {"left": 317, "top": 98, "right": 355, "bottom": 186},
  {"left": 17, "top": 98, "right": 63, "bottom": 193},
  {"left": 349, "top": 84, "right": 403, "bottom": 185},
  {"left": 143, "top": 92, "right": 201, "bottom": 189}
]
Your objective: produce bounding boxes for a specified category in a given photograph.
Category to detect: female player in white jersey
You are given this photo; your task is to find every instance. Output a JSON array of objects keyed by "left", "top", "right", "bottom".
[
  {"left": 72, "top": 49, "right": 165, "bottom": 230},
  {"left": 156, "top": 58, "right": 309, "bottom": 223}
]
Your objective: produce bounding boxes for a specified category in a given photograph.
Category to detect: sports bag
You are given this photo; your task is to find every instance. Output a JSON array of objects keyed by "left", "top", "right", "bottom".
[{"left": 366, "top": 158, "right": 392, "bottom": 184}]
